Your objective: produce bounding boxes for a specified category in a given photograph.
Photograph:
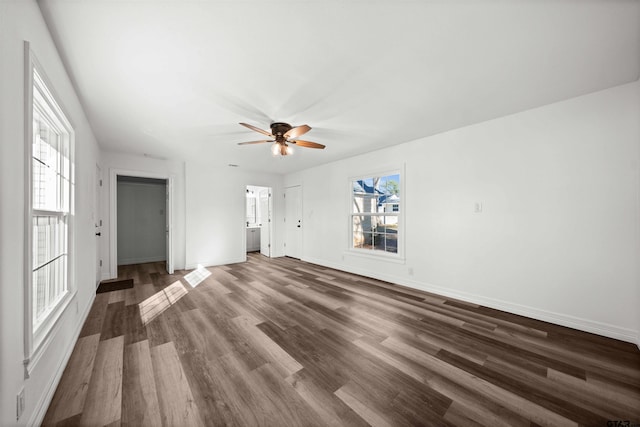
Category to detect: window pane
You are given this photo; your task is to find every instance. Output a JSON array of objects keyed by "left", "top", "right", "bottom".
[
  {"left": 361, "top": 215, "right": 375, "bottom": 234},
  {"left": 353, "top": 231, "right": 364, "bottom": 248},
  {"left": 362, "top": 232, "right": 373, "bottom": 250},
  {"left": 384, "top": 233, "right": 398, "bottom": 253},
  {"left": 33, "top": 216, "right": 67, "bottom": 270},
  {"left": 31, "top": 68, "right": 72, "bottom": 332},
  {"left": 352, "top": 215, "right": 364, "bottom": 234},
  {"left": 351, "top": 173, "right": 400, "bottom": 254},
  {"left": 33, "top": 111, "right": 67, "bottom": 212},
  {"left": 33, "top": 254, "right": 67, "bottom": 327}
]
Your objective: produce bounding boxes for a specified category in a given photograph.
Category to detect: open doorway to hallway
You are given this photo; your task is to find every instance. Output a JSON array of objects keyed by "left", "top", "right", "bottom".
[
  {"left": 117, "top": 176, "right": 167, "bottom": 266},
  {"left": 109, "top": 170, "right": 174, "bottom": 278}
]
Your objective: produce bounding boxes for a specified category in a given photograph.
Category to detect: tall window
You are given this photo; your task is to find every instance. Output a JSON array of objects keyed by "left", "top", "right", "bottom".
[
  {"left": 351, "top": 172, "right": 401, "bottom": 255},
  {"left": 30, "top": 67, "right": 73, "bottom": 335}
]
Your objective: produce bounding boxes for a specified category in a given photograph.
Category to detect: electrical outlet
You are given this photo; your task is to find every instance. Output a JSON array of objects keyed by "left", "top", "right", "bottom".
[
  {"left": 75, "top": 300, "right": 79, "bottom": 314},
  {"left": 16, "top": 388, "right": 25, "bottom": 420},
  {"left": 408, "top": 267, "right": 414, "bottom": 276}
]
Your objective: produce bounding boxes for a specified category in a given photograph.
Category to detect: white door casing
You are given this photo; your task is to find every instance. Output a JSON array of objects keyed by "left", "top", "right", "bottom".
[
  {"left": 109, "top": 169, "right": 174, "bottom": 278},
  {"left": 165, "top": 179, "right": 173, "bottom": 274},
  {"left": 284, "top": 186, "right": 302, "bottom": 259},
  {"left": 95, "top": 164, "right": 102, "bottom": 286},
  {"left": 259, "top": 188, "right": 272, "bottom": 257}
]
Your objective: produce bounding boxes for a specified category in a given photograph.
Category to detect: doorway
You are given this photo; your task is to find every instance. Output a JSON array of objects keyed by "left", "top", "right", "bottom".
[
  {"left": 109, "top": 170, "right": 174, "bottom": 278},
  {"left": 246, "top": 185, "right": 272, "bottom": 257},
  {"left": 117, "top": 176, "right": 166, "bottom": 266}
]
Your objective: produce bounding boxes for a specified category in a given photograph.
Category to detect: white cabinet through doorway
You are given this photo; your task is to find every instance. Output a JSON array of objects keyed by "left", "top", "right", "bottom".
[{"left": 246, "top": 227, "right": 260, "bottom": 252}]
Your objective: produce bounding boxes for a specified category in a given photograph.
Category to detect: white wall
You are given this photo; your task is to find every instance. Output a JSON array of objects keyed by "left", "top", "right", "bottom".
[
  {"left": 117, "top": 179, "right": 167, "bottom": 265},
  {"left": 185, "top": 161, "right": 284, "bottom": 268},
  {"left": 100, "top": 152, "right": 186, "bottom": 277},
  {"left": 285, "top": 80, "right": 640, "bottom": 345},
  {"left": 0, "top": 1, "right": 101, "bottom": 425}
]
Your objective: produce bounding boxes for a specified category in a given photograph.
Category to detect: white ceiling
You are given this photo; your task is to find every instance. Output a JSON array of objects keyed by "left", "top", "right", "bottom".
[{"left": 38, "top": 0, "right": 640, "bottom": 174}]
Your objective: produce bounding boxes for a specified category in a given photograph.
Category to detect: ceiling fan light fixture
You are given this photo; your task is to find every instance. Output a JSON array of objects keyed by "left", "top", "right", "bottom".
[
  {"left": 271, "top": 141, "right": 293, "bottom": 157},
  {"left": 239, "top": 122, "right": 324, "bottom": 156}
]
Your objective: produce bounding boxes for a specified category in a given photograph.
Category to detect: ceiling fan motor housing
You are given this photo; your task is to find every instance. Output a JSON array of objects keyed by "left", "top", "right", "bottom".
[{"left": 270, "top": 122, "right": 293, "bottom": 142}]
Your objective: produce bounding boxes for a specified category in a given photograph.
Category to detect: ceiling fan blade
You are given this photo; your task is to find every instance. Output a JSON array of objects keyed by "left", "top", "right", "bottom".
[
  {"left": 239, "top": 122, "right": 273, "bottom": 137},
  {"left": 291, "top": 140, "right": 325, "bottom": 149},
  {"left": 237, "top": 140, "right": 274, "bottom": 145},
  {"left": 284, "top": 124, "right": 311, "bottom": 139}
]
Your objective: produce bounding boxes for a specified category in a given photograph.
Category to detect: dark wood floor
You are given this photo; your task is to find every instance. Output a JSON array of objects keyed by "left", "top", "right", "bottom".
[{"left": 42, "top": 254, "right": 640, "bottom": 427}]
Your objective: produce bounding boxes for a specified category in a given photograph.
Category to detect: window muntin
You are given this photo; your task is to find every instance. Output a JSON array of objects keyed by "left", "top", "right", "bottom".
[
  {"left": 30, "top": 68, "right": 72, "bottom": 331},
  {"left": 351, "top": 173, "right": 400, "bottom": 255}
]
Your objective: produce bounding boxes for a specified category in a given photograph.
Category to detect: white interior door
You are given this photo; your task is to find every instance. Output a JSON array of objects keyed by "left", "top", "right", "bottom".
[
  {"left": 284, "top": 186, "right": 302, "bottom": 258},
  {"left": 165, "top": 179, "right": 174, "bottom": 274},
  {"left": 259, "top": 188, "right": 271, "bottom": 257}
]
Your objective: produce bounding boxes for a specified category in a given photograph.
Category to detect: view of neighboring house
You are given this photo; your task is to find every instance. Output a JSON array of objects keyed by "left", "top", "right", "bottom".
[{"left": 352, "top": 174, "right": 400, "bottom": 253}]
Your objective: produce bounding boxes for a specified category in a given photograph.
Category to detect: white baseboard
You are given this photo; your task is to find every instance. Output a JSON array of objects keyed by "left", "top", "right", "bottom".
[
  {"left": 302, "top": 256, "right": 639, "bottom": 346},
  {"left": 28, "top": 293, "right": 96, "bottom": 427}
]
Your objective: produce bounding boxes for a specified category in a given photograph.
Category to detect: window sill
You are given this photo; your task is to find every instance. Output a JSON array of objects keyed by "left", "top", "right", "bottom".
[
  {"left": 344, "top": 248, "right": 406, "bottom": 264},
  {"left": 25, "top": 290, "right": 76, "bottom": 378}
]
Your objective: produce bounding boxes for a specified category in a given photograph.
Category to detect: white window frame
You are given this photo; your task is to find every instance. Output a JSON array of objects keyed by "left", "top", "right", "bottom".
[
  {"left": 348, "top": 166, "right": 405, "bottom": 262},
  {"left": 23, "top": 42, "right": 76, "bottom": 376}
]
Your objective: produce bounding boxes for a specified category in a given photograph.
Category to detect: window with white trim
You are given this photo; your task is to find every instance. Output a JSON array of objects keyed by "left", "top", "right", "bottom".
[
  {"left": 28, "top": 64, "right": 74, "bottom": 345},
  {"left": 351, "top": 172, "right": 401, "bottom": 254}
]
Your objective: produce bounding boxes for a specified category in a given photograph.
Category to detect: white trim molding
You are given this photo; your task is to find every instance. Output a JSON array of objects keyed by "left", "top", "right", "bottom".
[
  {"left": 23, "top": 40, "right": 78, "bottom": 376},
  {"left": 108, "top": 168, "right": 175, "bottom": 279}
]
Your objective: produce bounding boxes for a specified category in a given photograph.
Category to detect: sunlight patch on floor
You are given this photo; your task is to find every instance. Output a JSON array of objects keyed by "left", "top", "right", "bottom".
[
  {"left": 184, "top": 264, "right": 211, "bottom": 288},
  {"left": 139, "top": 281, "right": 188, "bottom": 325}
]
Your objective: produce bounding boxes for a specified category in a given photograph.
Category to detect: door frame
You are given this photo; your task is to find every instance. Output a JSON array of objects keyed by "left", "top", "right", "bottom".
[
  {"left": 245, "top": 185, "right": 273, "bottom": 258},
  {"left": 258, "top": 186, "right": 272, "bottom": 257},
  {"left": 109, "top": 168, "right": 175, "bottom": 278},
  {"left": 95, "top": 163, "right": 102, "bottom": 286},
  {"left": 284, "top": 185, "right": 303, "bottom": 259}
]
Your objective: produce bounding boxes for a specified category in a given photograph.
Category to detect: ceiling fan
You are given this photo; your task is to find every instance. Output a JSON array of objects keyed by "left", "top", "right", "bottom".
[{"left": 238, "top": 122, "right": 325, "bottom": 156}]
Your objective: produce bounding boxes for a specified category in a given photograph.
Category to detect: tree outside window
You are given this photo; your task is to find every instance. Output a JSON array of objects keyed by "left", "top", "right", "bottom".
[{"left": 351, "top": 173, "right": 400, "bottom": 254}]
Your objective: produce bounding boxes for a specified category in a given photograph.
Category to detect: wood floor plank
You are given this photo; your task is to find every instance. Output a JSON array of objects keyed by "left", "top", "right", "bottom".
[
  {"left": 44, "top": 255, "right": 640, "bottom": 426},
  {"left": 79, "top": 293, "right": 109, "bottom": 337},
  {"left": 286, "top": 369, "right": 370, "bottom": 427},
  {"left": 108, "top": 289, "right": 126, "bottom": 304},
  {"left": 79, "top": 335, "right": 124, "bottom": 427},
  {"left": 150, "top": 341, "right": 204, "bottom": 427},
  {"left": 546, "top": 368, "right": 640, "bottom": 420},
  {"left": 179, "top": 308, "right": 233, "bottom": 359},
  {"left": 121, "top": 340, "right": 161, "bottom": 427},
  {"left": 232, "top": 314, "right": 303, "bottom": 376},
  {"left": 121, "top": 304, "right": 147, "bottom": 345},
  {"left": 205, "top": 352, "right": 265, "bottom": 426},
  {"left": 123, "top": 287, "right": 137, "bottom": 306},
  {"left": 334, "top": 381, "right": 397, "bottom": 427},
  {"left": 41, "top": 334, "right": 101, "bottom": 425},
  {"left": 101, "top": 301, "right": 126, "bottom": 341},
  {"left": 257, "top": 322, "right": 353, "bottom": 393},
  {"left": 387, "top": 339, "right": 580, "bottom": 426},
  {"left": 249, "top": 362, "right": 326, "bottom": 427}
]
